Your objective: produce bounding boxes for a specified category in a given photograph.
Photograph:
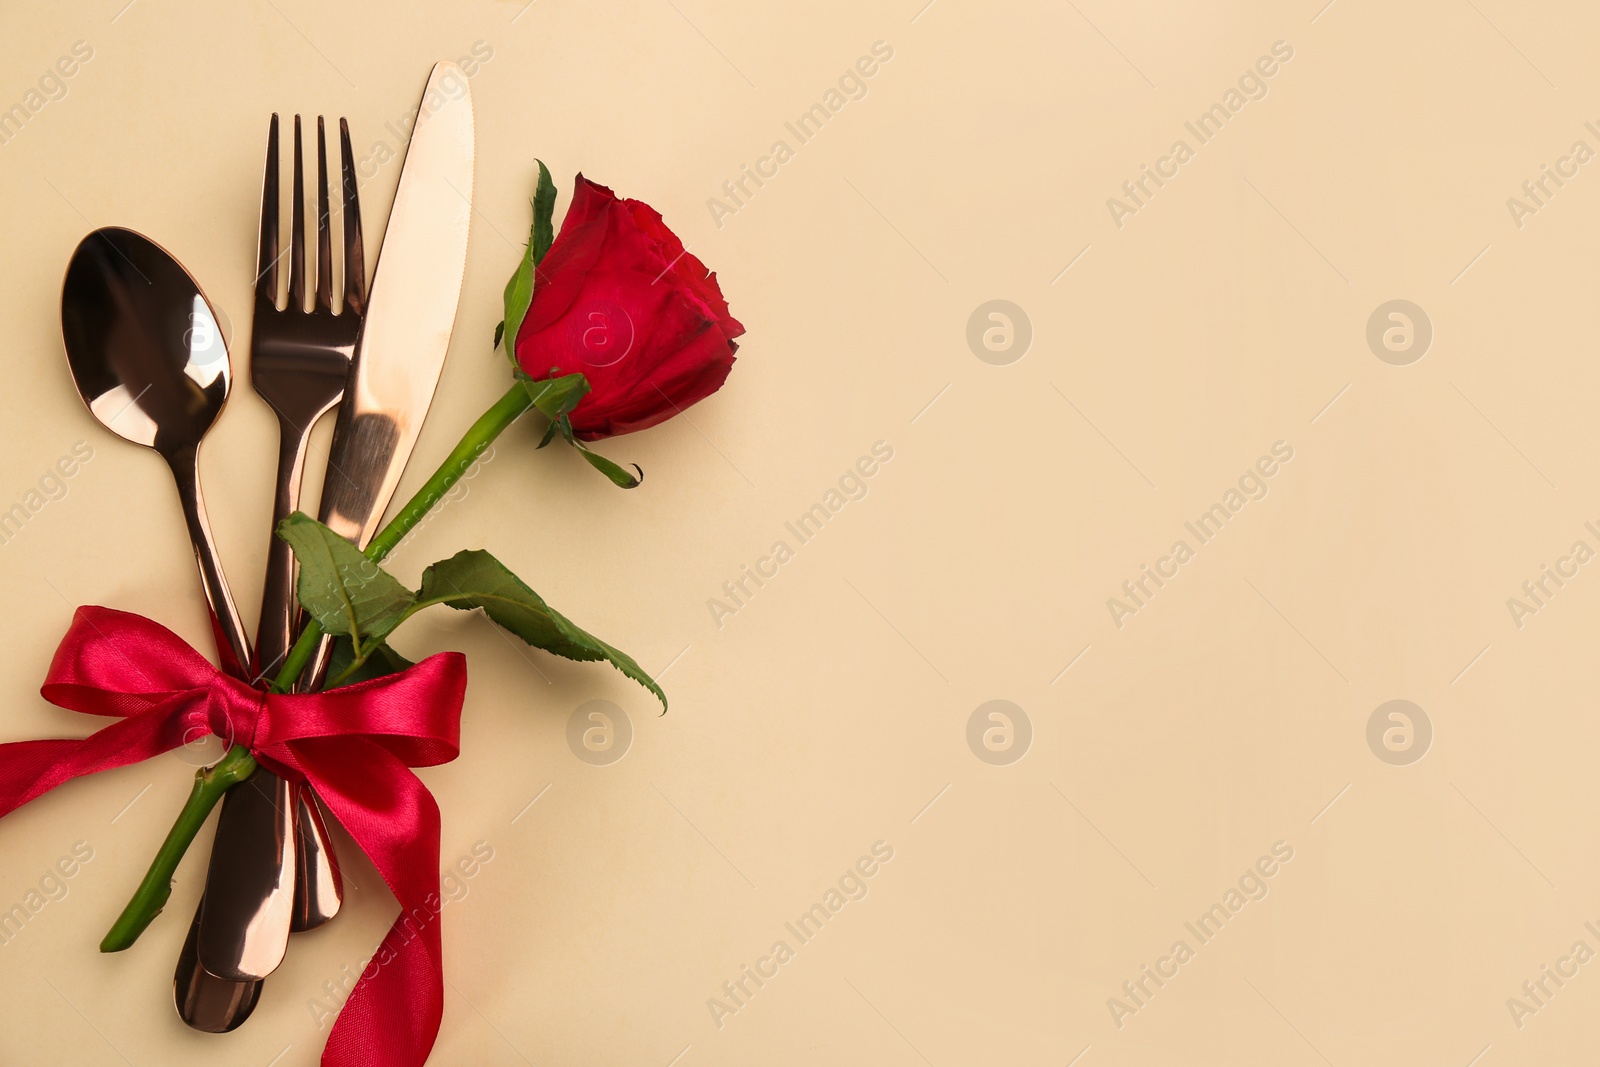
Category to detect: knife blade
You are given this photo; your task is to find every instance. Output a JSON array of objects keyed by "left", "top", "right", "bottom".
[
  {"left": 318, "top": 61, "right": 475, "bottom": 552},
  {"left": 301, "top": 60, "right": 473, "bottom": 690}
]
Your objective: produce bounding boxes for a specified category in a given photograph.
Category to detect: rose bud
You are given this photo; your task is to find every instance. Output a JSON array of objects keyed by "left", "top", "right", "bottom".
[{"left": 514, "top": 174, "right": 744, "bottom": 441}]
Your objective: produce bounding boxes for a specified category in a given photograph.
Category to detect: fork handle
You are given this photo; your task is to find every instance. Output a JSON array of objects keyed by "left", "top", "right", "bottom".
[
  {"left": 254, "top": 407, "right": 345, "bottom": 929},
  {"left": 253, "top": 411, "right": 309, "bottom": 681}
]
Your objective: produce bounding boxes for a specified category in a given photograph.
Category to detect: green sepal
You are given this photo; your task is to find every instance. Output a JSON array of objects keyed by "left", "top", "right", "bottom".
[
  {"left": 498, "top": 160, "right": 557, "bottom": 362},
  {"left": 574, "top": 441, "right": 644, "bottom": 489},
  {"left": 518, "top": 371, "right": 591, "bottom": 421},
  {"left": 557, "top": 417, "right": 642, "bottom": 489}
]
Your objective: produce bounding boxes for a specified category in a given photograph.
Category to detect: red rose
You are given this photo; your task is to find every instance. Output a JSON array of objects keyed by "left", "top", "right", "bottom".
[{"left": 514, "top": 175, "right": 744, "bottom": 440}]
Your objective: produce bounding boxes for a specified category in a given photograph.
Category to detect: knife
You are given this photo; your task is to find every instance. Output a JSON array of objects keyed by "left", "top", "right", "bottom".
[
  {"left": 194, "top": 61, "right": 474, "bottom": 987},
  {"left": 316, "top": 60, "right": 475, "bottom": 556},
  {"left": 301, "top": 60, "right": 474, "bottom": 689}
]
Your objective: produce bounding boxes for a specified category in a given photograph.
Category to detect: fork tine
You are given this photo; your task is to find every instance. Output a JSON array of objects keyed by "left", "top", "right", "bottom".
[
  {"left": 315, "top": 117, "right": 333, "bottom": 311},
  {"left": 289, "top": 115, "right": 307, "bottom": 313},
  {"left": 256, "top": 114, "right": 280, "bottom": 308},
  {"left": 339, "top": 118, "right": 365, "bottom": 314}
]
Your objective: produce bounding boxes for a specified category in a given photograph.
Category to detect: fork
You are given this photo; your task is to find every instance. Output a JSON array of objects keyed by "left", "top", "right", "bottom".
[
  {"left": 253, "top": 113, "right": 366, "bottom": 681},
  {"left": 179, "top": 115, "right": 363, "bottom": 1020},
  {"left": 247, "top": 113, "right": 361, "bottom": 938}
]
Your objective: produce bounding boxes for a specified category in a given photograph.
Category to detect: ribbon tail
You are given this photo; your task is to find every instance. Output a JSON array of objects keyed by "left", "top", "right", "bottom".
[
  {"left": 284, "top": 738, "right": 445, "bottom": 1067},
  {"left": 0, "top": 710, "right": 189, "bottom": 819}
]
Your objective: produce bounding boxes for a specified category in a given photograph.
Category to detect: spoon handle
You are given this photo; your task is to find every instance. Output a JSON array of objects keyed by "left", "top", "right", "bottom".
[
  {"left": 163, "top": 442, "right": 293, "bottom": 1004},
  {"left": 173, "top": 896, "right": 260, "bottom": 1032},
  {"left": 165, "top": 443, "right": 252, "bottom": 675}
]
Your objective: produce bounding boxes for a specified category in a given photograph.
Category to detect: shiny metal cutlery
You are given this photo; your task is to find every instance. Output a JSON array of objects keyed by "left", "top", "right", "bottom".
[
  {"left": 60, "top": 228, "right": 254, "bottom": 679},
  {"left": 193, "top": 764, "right": 296, "bottom": 984},
  {"left": 304, "top": 60, "right": 475, "bottom": 686},
  {"left": 59, "top": 230, "right": 264, "bottom": 1030},
  {"left": 250, "top": 113, "right": 364, "bottom": 683},
  {"left": 250, "top": 113, "right": 357, "bottom": 936},
  {"left": 60, "top": 57, "right": 474, "bottom": 1034},
  {"left": 175, "top": 901, "right": 259, "bottom": 1033},
  {"left": 188, "top": 111, "right": 363, "bottom": 1001}
]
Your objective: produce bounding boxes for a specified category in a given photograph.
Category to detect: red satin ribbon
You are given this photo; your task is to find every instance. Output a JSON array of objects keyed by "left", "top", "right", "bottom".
[{"left": 0, "top": 606, "right": 467, "bottom": 1067}]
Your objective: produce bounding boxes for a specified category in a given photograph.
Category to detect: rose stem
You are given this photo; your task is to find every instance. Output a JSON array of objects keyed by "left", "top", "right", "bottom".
[
  {"left": 271, "top": 381, "right": 535, "bottom": 690},
  {"left": 102, "top": 384, "right": 535, "bottom": 951},
  {"left": 100, "top": 745, "right": 257, "bottom": 951}
]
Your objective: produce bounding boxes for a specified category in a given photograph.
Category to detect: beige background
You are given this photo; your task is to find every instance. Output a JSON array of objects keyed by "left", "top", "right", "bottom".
[{"left": 0, "top": 0, "right": 1594, "bottom": 1063}]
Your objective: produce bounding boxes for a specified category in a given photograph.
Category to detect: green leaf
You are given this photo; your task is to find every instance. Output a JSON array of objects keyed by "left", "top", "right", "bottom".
[
  {"left": 326, "top": 636, "right": 416, "bottom": 687},
  {"left": 417, "top": 549, "right": 666, "bottom": 711},
  {"left": 493, "top": 321, "right": 505, "bottom": 350},
  {"left": 277, "top": 513, "right": 416, "bottom": 649},
  {"left": 537, "top": 418, "right": 562, "bottom": 449},
  {"left": 499, "top": 160, "right": 557, "bottom": 359},
  {"left": 519, "top": 371, "right": 590, "bottom": 421}
]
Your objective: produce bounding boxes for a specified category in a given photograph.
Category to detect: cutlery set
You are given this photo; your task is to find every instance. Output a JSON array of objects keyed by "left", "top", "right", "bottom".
[{"left": 58, "top": 62, "right": 474, "bottom": 1032}]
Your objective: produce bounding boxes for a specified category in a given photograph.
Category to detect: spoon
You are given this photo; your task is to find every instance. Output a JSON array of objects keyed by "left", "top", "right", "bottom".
[
  {"left": 174, "top": 895, "right": 260, "bottom": 1032},
  {"left": 60, "top": 226, "right": 281, "bottom": 1029},
  {"left": 60, "top": 226, "right": 253, "bottom": 673}
]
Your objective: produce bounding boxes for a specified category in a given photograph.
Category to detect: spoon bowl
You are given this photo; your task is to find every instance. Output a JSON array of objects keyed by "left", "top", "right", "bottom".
[{"left": 62, "top": 227, "right": 232, "bottom": 454}]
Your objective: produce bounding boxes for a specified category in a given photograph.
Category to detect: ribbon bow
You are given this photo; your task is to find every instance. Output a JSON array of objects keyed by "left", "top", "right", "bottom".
[{"left": 0, "top": 606, "right": 468, "bottom": 1067}]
